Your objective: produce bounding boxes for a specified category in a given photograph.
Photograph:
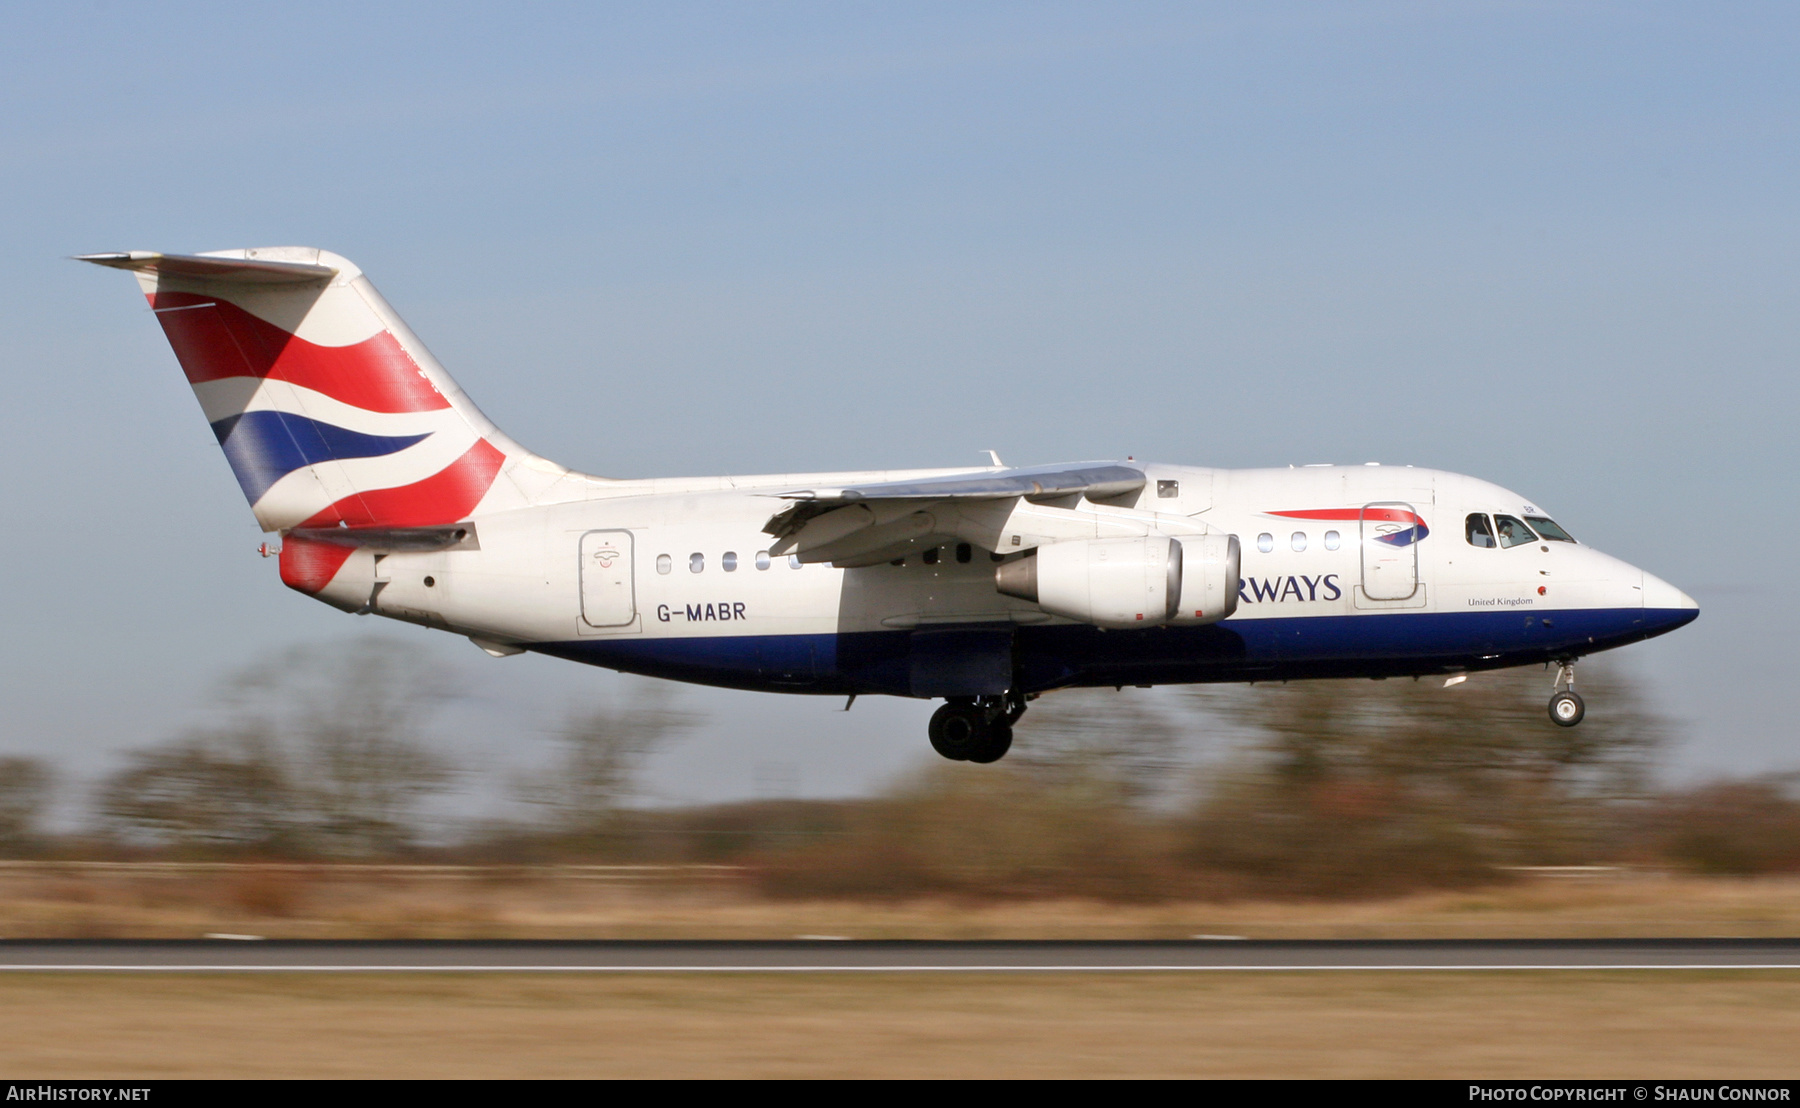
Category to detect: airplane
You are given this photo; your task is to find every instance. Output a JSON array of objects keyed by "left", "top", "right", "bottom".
[{"left": 82, "top": 247, "right": 1699, "bottom": 764}]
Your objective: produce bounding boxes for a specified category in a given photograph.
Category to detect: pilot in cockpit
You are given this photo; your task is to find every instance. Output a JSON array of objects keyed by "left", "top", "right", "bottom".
[{"left": 1494, "top": 515, "right": 1536, "bottom": 548}]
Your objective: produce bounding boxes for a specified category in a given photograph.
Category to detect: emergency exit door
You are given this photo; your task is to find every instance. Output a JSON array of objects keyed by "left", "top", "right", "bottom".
[
  {"left": 579, "top": 530, "right": 636, "bottom": 627},
  {"left": 1360, "top": 502, "right": 1421, "bottom": 601}
]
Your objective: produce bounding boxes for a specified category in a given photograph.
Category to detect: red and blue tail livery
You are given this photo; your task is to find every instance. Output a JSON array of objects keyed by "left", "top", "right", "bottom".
[{"left": 82, "top": 249, "right": 559, "bottom": 556}]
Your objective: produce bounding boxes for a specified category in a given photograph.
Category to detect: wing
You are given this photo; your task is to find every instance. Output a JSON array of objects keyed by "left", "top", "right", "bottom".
[{"left": 762, "top": 461, "right": 1150, "bottom": 566}]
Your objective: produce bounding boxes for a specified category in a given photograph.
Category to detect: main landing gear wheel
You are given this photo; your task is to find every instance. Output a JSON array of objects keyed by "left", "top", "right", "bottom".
[
  {"left": 928, "top": 694, "right": 1027, "bottom": 763},
  {"left": 966, "top": 722, "right": 1013, "bottom": 764},
  {"left": 928, "top": 702, "right": 983, "bottom": 761},
  {"left": 1549, "top": 690, "right": 1585, "bottom": 728}
]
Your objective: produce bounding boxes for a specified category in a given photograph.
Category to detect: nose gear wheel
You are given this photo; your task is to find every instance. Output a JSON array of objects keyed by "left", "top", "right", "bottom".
[
  {"left": 1550, "top": 690, "right": 1585, "bottom": 727},
  {"left": 1547, "top": 660, "right": 1585, "bottom": 727}
]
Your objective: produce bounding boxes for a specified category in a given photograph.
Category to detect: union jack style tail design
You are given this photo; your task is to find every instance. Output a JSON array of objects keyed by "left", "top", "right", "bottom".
[{"left": 82, "top": 247, "right": 593, "bottom": 592}]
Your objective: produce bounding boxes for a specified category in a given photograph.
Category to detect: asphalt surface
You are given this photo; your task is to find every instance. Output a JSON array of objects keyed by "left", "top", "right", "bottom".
[{"left": 0, "top": 939, "right": 1797, "bottom": 971}]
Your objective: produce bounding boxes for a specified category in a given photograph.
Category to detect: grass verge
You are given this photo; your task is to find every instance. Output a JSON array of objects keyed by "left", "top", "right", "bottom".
[
  {"left": 4, "top": 868, "right": 1800, "bottom": 939},
  {"left": 0, "top": 971, "right": 1796, "bottom": 1078}
]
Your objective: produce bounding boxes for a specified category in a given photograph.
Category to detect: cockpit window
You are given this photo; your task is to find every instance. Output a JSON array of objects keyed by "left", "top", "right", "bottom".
[
  {"left": 1494, "top": 515, "right": 1538, "bottom": 549},
  {"left": 1525, "top": 516, "right": 1576, "bottom": 543},
  {"left": 1465, "top": 513, "right": 1496, "bottom": 548}
]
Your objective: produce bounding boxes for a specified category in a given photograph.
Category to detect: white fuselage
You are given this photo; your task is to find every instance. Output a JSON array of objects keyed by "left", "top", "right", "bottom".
[{"left": 310, "top": 462, "right": 1694, "bottom": 696}]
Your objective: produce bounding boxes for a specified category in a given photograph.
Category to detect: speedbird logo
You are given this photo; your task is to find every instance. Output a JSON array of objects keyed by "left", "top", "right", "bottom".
[{"left": 1266, "top": 507, "right": 1430, "bottom": 547}]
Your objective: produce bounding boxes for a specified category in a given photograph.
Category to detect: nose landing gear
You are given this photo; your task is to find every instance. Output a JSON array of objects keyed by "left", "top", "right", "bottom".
[
  {"left": 1548, "top": 660, "right": 1585, "bottom": 727},
  {"left": 929, "top": 693, "right": 1028, "bottom": 763}
]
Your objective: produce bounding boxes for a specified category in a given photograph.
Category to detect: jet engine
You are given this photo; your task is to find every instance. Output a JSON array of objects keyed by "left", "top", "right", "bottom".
[
  {"left": 1168, "top": 533, "right": 1241, "bottom": 626},
  {"left": 994, "top": 533, "right": 1239, "bottom": 629}
]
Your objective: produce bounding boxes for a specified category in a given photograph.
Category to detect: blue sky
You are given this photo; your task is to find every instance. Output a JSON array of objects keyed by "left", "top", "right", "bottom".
[{"left": 1, "top": 2, "right": 1795, "bottom": 808}]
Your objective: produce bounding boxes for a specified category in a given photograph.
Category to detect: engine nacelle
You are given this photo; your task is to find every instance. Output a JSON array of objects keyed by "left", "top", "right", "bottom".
[
  {"left": 994, "top": 536, "right": 1179, "bottom": 628},
  {"left": 994, "top": 533, "right": 1241, "bottom": 629},
  {"left": 1168, "top": 533, "right": 1241, "bottom": 626}
]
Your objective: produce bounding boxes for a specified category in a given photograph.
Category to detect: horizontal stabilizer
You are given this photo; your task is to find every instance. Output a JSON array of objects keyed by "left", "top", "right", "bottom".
[
  {"left": 75, "top": 251, "right": 338, "bottom": 284},
  {"left": 286, "top": 523, "right": 479, "bottom": 552}
]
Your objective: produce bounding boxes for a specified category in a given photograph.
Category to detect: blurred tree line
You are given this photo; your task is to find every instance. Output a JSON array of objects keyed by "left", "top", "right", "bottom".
[
  {"left": 87, "top": 641, "right": 454, "bottom": 855},
  {"left": 2, "top": 640, "right": 1799, "bottom": 899}
]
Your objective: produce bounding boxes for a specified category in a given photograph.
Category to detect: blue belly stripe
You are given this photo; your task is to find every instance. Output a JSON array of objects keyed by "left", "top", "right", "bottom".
[{"left": 527, "top": 607, "right": 1697, "bottom": 697}]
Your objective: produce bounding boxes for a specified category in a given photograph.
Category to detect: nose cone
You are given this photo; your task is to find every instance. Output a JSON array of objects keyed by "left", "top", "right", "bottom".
[{"left": 1641, "top": 569, "right": 1699, "bottom": 635}]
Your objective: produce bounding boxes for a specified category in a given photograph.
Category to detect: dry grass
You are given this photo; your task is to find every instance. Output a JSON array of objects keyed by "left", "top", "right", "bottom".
[
  {"left": 3, "top": 865, "right": 1800, "bottom": 939},
  {"left": 0, "top": 971, "right": 1796, "bottom": 1078},
  {"left": 4, "top": 866, "right": 1797, "bottom": 1078}
]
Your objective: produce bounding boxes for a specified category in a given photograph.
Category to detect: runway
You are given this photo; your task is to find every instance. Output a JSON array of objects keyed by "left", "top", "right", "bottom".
[{"left": 0, "top": 939, "right": 1798, "bottom": 972}]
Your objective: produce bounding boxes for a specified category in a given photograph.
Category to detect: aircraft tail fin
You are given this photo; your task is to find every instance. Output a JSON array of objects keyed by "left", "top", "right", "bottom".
[{"left": 81, "top": 248, "right": 596, "bottom": 543}]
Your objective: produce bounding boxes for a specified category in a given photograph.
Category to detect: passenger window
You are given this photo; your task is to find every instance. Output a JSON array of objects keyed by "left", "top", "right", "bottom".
[
  {"left": 956, "top": 543, "right": 972, "bottom": 564},
  {"left": 689, "top": 553, "right": 705, "bottom": 573},
  {"left": 1465, "top": 514, "right": 1496, "bottom": 549},
  {"left": 1157, "top": 480, "right": 1179, "bottom": 499},
  {"left": 722, "top": 551, "right": 738, "bottom": 572},
  {"left": 1256, "top": 533, "right": 1274, "bottom": 553},
  {"left": 755, "top": 551, "right": 771, "bottom": 570},
  {"left": 922, "top": 548, "right": 939, "bottom": 565},
  {"left": 1525, "top": 516, "right": 1576, "bottom": 543},
  {"left": 1291, "top": 532, "right": 1307, "bottom": 552},
  {"left": 656, "top": 554, "right": 672, "bottom": 575},
  {"left": 1493, "top": 515, "right": 1538, "bottom": 549},
  {"left": 1324, "top": 530, "right": 1340, "bottom": 551}
]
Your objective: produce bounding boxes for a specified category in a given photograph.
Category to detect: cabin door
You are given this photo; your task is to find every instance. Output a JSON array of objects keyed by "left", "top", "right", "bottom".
[
  {"left": 1359, "top": 502, "right": 1421, "bottom": 601},
  {"left": 579, "top": 530, "right": 636, "bottom": 627}
]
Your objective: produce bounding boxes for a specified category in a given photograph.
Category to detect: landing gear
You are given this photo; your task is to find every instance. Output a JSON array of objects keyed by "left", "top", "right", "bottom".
[
  {"left": 1548, "top": 660, "right": 1585, "bottom": 727},
  {"left": 928, "top": 701, "right": 983, "bottom": 760},
  {"left": 966, "top": 721, "right": 1013, "bottom": 764},
  {"left": 1550, "top": 691, "right": 1585, "bottom": 727},
  {"left": 928, "top": 694, "right": 1027, "bottom": 763}
]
